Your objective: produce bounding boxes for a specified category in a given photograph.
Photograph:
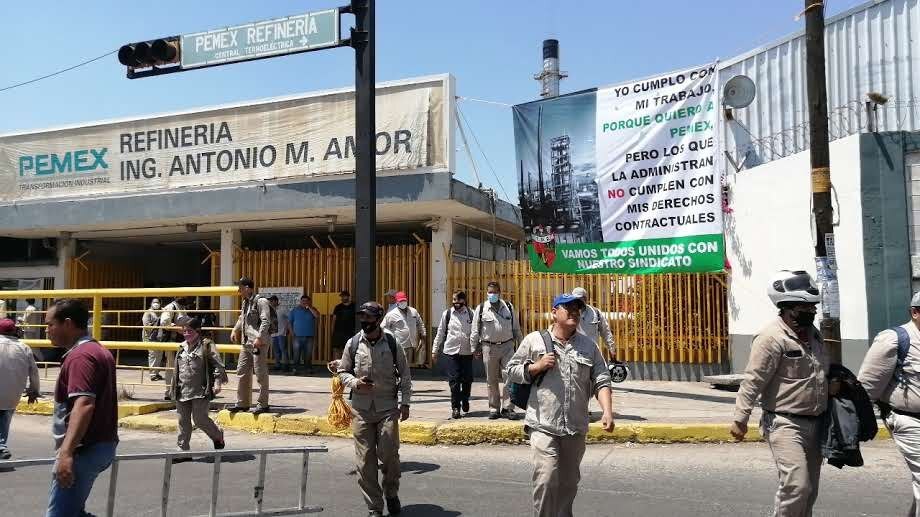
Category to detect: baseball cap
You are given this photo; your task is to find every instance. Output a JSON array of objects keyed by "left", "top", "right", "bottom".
[
  {"left": 237, "top": 276, "right": 255, "bottom": 289},
  {"left": 357, "top": 301, "right": 384, "bottom": 318},
  {"left": 572, "top": 287, "right": 588, "bottom": 299},
  {"left": 552, "top": 293, "right": 586, "bottom": 309},
  {"left": 0, "top": 318, "right": 18, "bottom": 336},
  {"left": 395, "top": 291, "right": 408, "bottom": 303},
  {"left": 912, "top": 291, "right": 920, "bottom": 307}
]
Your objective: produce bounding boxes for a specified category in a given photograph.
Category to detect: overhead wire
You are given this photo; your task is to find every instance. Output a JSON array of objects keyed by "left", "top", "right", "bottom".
[
  {"left": 455, "top": 101, "right": 512, "bottom": 202},
  {"left": 0, "top": 49, "right": 117, "bottom": 93}
]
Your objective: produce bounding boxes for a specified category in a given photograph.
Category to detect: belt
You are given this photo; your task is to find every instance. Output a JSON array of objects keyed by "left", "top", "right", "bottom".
[
  {"left": 768, "top": 410, "right": 822, "bottom": 420},
  {"left": 892, "top": 407, "right": 920, "bottom": 420},
  {"left": 482, "top": 339, "right": 513, "bottom": 346}
]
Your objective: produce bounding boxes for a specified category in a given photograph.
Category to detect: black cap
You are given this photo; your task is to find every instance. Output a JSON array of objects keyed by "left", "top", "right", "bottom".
[
  {"left": 357, "top": 301, "right": 384, "bottom": 318},
  {"left": 340, "top": 290, "right": 351, "bottom": 297},
  {"left": 237, "top": 276, "right": 254, "bottom": 289},
  {"left": 267, "top": 295, "right": 279, "bottom": 302}
]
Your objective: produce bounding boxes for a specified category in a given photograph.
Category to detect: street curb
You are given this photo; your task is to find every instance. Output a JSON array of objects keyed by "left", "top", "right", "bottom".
[
  {"left": 17, "top": 397, "right": 174, "bottom": 419},
  {"left": 107, "top": 409, "right": 889, "bottom": 445}
]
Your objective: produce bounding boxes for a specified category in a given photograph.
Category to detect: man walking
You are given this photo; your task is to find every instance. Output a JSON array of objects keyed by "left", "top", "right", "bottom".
[
  {"left": 507, "top": 293, "right": 614, "bottom": 517},
  {"left": 229, "top": 277, "right": 272, "bottom": 414},
  {"left": 730, "top": 270, "right": 829, "bottom": 516},
  {"left": 288, "top": 294, "right": 320, "bottom": 375},
  {"left": 381, "top": 291, "right": 426, "bottom": 366},
  {"left": 571, "top": 288, "right": 615, "bottom": 356},
  {"left": 432, "top": 291, "right": 474, "bottom": 419},
  {"left": 470, "top": 281, "right": 524, "bottom": 419},
  {"left": 268, "top": 296, "right": 289, "bottom": 373},
  {"left": 158, "top": 297, "right": 189, "bottom": 399},
  {"left": 384, "top": 289, "right": 398, "bottom": 314},
  {"left": 858, "top": 291, "right": 920, "bottom": 515},
  {"left": 142, "top": 298, "right": 163, "bottom": 382},
  {"left": 0, "top": 318, "right": 39, "bottom": 460},
  {"left": 44, "top": 299, "right": 118, "bottom": 517},
  {"left": 331, "top": 290, "right": 356, "bottom": 361},
  {"left": 18, "top": 298, "right": 42, "bottom": 360},
  {"left": 338, "top": 302, "right": 412, "bottom": 517}
]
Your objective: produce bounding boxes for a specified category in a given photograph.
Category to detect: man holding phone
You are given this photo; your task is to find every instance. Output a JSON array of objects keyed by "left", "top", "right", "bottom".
[
  {"left": 730, "top": 270, "right": 830, "bottom": 516},
  {"left": 338, "top": 302, "right": 412, "bottom": 517}
]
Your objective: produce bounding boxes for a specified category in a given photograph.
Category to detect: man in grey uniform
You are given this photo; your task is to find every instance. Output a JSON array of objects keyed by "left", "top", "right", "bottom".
[
  {"left": 571, "top": 287, "right": 615, "bottom": 356},
  {"left": 507, "top": 293, "right": 614, "bottom": 517},
  {"left": 338, "top": 302, "right": 412, "bottom": 517},
  {"left": 470, "top": 281, "right": 524, "bottom": 419},
  {"left": 858, "top": 291, "right": 920, "bottom": 515},
  {"left": 229, "top": 277, "right": 272, "bottom": 415},
  {"left": 142, "top": 299, "right": 163, "bottom": 382},
  {"left": 730, "top": 270, "right": 829, "bottom": 517}
]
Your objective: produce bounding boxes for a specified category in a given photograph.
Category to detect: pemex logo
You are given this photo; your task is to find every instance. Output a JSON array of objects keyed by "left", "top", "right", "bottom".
[{"left": 18, "top": 148, "right": 109, "bottom": 179}]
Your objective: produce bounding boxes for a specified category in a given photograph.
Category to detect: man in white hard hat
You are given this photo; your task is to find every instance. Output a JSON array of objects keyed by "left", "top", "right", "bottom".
[
  {"left": 571, "top": 287, "right": 615, "bottom": 357},
  {"left": 730, "top": 270, "right": 829, "bottom": 516},
  {"left": 859, "top": 290, "right": 920, "bottom": 514}
]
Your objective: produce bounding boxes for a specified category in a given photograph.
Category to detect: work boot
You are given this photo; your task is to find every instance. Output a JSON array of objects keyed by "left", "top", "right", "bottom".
[
  {"left": 461, "top": 400, "right": 469, "bottom": 414},
  {"left": 150, "top": 373, "right": 164, "bottom": 382},
  {"left": 501, "top": 408, "right": 522, "bottom": 420},
  {"left": 0, "top": 449, "right": 11, "bottom": 460},
  {"left": 488, "top": 411, "right": 500, "bottom": 420},
  {"left": 386, "top": 496, "right": 401, "bottom": 515},
  {"left": 226, "top": 405, "right": 249, "bottom": 413},
  {"left": 251, "top": 406, "right": 271, "bottom": 416},
  {"left": 368, "top": 512, "right": 383, "bottom": 517},
  {"left": 164, "top": 391, "right": 172, "bottom": 401},
  {"left": 452, "top": 408, "right": 461, "bottom": 419}
]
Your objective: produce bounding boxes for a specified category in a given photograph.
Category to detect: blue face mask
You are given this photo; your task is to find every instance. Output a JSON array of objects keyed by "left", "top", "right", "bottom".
[{"left": 487, "top": 293, "right": 500, "bottom": 304}]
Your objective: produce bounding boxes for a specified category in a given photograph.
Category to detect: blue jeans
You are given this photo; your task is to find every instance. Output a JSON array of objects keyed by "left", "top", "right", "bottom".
[
  {"left": 272, "top": 335, "right": 288, "bottom": 366},
  {"left": 47, "top": 441, "right": 118, "bottom": 517},
  {"left": 292, "top": 336, "right": 314, "bottom": 370},
  {"left": 0, "top": 409, "right": 13, "bottom": 452}
]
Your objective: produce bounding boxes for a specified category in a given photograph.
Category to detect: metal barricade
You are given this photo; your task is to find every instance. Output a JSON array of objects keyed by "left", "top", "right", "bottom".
[{"left": 0, "top": 445, "right": 327, "bottom": 516}]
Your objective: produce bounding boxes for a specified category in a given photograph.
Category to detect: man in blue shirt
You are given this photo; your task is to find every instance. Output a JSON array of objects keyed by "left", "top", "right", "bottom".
[{"left": 288, "top": 295, "right": 320, "bottom": 375}]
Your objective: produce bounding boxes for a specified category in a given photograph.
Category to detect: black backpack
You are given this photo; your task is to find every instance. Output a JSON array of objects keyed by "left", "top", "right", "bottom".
[
  {"left": 256, "top": 296, "right": 279, "bottom": 335},
  {"left": 476, "top": 300, "right": 516, "bottom": 335},
  {"left": 509, "top": 330, "right": 553, "bottom": 410}
]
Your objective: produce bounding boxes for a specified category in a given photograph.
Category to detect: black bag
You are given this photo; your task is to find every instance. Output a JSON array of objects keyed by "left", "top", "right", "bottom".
[{"left": 510, "top": 330, "right": 553, "bottom": 410}]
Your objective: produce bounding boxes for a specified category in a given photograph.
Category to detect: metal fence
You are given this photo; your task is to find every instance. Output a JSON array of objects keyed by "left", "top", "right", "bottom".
[
  {"left": 0, "top": 445, "right": 328, "bottom": 516},
  {"left": 448, "top": 259, "right": 728, "bottom": 364}
]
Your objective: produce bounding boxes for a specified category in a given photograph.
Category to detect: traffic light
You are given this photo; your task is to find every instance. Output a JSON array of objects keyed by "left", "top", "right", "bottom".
[{"left": 118, "top": 37, "right": 180, "bottom": 68}]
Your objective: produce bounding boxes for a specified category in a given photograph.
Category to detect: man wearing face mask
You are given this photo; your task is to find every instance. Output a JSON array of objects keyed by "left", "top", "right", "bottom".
[
  {"left": 730, "top": 270, "right": 829, "bottom": 517},
  {"left": 470, "top": 281, "right": 524, "bottom": 420},
  {"left": 381, "top": 292, "right": 426, "bottom": 366},
  {"left": 432, "top": 291, "right": 474, "bottom": 419},
  {"left": 338, "top": 302, "right": 412, "bottom": 517},
  {"left": 143, "top": 299, "right": 163, "bottom": 382}
]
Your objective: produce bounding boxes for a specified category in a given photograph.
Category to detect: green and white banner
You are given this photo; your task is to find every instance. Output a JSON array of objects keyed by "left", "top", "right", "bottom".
[{"left": 513, "top": 62, "right": 724, "bottom": 274}]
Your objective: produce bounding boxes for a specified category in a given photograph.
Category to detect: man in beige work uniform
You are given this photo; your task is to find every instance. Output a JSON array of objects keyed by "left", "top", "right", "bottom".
[
  {"left": 731, "top": 270, "right": 829, "bottom": 516},
  {"left": 507, "top": 293, "right": 615, "bottom": 517},
  {"left": 229, "top": 277, "right": 272, "bottom": 414},
  {"left": 338, "top": 302, "right": 412, "bottom": 517},
  {"left": 470, "top": 281, "right": 524, "bottom": 419},
  {"left": 858, "top": 291, "right": 920, "bottom": 515}
]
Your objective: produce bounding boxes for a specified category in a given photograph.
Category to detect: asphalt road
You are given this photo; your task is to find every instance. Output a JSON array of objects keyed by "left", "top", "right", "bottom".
[{"left": 0, "top": 415, "right": 914, "bottom": 516}]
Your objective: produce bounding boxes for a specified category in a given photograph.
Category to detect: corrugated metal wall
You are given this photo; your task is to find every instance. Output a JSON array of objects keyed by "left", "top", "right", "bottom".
[{"left": 720, "top": 0, "right": 920, "bottom": 168}]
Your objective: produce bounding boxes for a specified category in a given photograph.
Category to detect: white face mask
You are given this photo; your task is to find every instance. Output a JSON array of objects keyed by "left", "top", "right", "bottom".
[{"left": 397, "top": 301, "right": 408, "bottom": 310}]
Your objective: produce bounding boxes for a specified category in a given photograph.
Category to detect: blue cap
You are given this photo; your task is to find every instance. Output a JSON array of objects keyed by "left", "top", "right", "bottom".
[{"left": 552, "top": 293, "right": 586, "bottom": 309}]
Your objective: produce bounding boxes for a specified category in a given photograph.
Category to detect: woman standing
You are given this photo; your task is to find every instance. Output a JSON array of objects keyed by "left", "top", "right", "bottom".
[{"left": 171, "top": 317, "right": 228, "bottom": 451}]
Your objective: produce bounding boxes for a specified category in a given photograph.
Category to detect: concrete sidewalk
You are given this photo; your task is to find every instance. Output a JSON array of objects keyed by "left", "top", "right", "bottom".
[{"left": 21, "top": 366, "right": 885, "bottom": 444}]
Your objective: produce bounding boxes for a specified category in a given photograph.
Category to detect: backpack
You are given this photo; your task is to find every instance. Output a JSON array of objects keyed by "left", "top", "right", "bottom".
[
  {"left": 477, "top": 300, "right": 516, "bottom": 336},
  {"left": 892, "top": 326, "right": 912, "bottom": 381},
  {"left": 509, "top": 330, "right": 553, "bottom": 410},
  {"left": 440, "top": 307, "right": 473, "bottom": 335},
  {"left": 257, "top": 296, "right": 279, "bottom": 335},
  {"left": 348, "top": 331, "right": 400, "bottom": 399}
]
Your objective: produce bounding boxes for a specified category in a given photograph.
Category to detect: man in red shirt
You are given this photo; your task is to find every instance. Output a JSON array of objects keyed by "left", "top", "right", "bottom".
[{"left": 44, "top": 299, "right": 118, "bottom": 517}]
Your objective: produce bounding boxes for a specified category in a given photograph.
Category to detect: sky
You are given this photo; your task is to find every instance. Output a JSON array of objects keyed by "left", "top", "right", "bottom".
[{"left": 0, "top": 0, "right": 869, "bottom": 204}]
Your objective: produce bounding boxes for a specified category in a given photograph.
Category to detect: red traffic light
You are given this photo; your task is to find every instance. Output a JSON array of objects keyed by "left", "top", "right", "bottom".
[{"left": 118, "top": 37, "right": 180, "bottom": 68}]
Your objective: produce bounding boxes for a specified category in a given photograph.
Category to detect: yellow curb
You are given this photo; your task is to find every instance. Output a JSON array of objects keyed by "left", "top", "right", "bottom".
[
  {"left": 119, "top": 413, "right": 178, "bottom": 433},
  {"left": 17, "top": 398, "right": 174, "bottom": 419},
  {"left": 876, "top": 426, "right": 891, "bottom": 440},
  {"left": 400, "top": 421, "right": 438, "bottom": 445},
  {"left": 631, "top": 423, "right": 762, "bottom": 443},
  {"left": 435, "top": 421, "right": 526, "bottom": 445},
  {"left": 585, "top": 423, "right": 639, "bottom": 443},
  {"left": 216, "top": 410, "right": 278, "bottom": 433},
  {"left": 274, "top": 413, "right": 351, "bottom": 438},
  {"left": 16, "top": 398, "right": 54, "bottom": 415}
]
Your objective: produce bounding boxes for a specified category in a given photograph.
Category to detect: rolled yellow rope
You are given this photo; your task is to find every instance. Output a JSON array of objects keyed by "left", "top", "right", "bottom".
[{"left": 327, "top": 361, "right": 353, "bottom": 430}]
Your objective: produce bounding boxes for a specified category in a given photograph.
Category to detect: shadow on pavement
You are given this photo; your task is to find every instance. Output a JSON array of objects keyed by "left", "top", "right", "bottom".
[
  {"left": 400, "top": 504, "right": 461, "bottom": 516},
  {"left": 195, "top": 454, "right": 257, "bottom": 464},
  {"left": 617, "top": 387, "right": 735, "bottom": 404},
  {"left": 400, "top": 461, "right": 440, "bottom": 475}
]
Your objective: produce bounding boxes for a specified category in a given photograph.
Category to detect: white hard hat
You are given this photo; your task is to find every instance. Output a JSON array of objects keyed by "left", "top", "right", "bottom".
[
  {"left": 767, "top": 270, "right": 820, "bottom": 307},
  {"left": 572, "top": 287, "right": 588, "bottom": 299}
]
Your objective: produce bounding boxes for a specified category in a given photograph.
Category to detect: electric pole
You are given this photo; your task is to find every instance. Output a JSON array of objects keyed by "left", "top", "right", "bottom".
[
  {"left": 804, "top": 0, "right": 841, "bottom": 363},
  {"left": 352, "top": 0, "right": 376, "bottom": 310}
]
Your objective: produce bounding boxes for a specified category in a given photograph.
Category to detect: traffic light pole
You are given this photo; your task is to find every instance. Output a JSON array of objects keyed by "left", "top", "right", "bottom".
[
  {"left": 803, "top": 1, "right": 842, "bottom": 364},
  {"left": 351, "top": 0, "right": 376, "bottom": 311}
]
